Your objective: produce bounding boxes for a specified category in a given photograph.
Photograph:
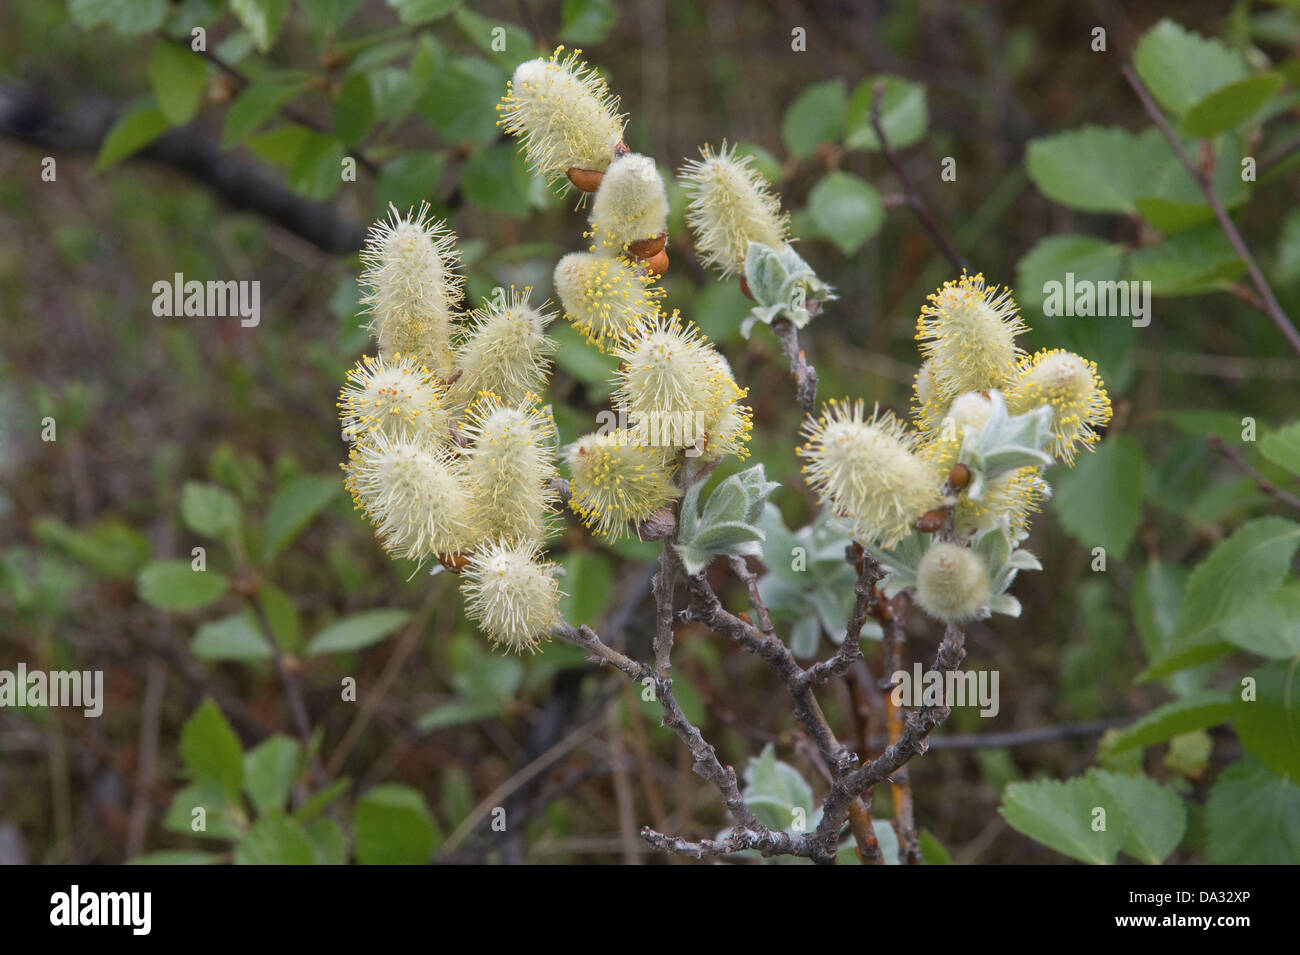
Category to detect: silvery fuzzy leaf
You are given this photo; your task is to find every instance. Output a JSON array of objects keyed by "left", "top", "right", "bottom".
[
  {"left": 741, "top": 241, "right": 836, "bottom": 335},
  {"left": 692, "top": 520, "right": 766, "bottom": 552},
  {"left": 990, "top": 594, "right": 1022, "bottom": 617},
  {"left": 1008, "top": 549, "right": 1043, "bottom": 571},
  {"left": 956, "top": 393, "right": 1054, "bottom": 499},
  {"left": 673, "top": 544, "right": 713, "bottom": 576}
]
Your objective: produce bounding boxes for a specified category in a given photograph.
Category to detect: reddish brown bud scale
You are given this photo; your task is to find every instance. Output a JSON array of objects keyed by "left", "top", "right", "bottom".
[
  {"left": 643, "top": 248, "right": 669, "bottom": 276},
  {"left": 566, "top": 166, "right": 605, "bottom": 192},
  {"left": 915, "top": 508, "right": 949, "bottom": 533},
  {"left": 439, "top": 553, "right": 472, "bottom": 574},
  {"left": 627, "top": 232, "right": 666, "bottom": 259},
  {"left": 948, "top": 463, "right": 971, "bottom": 491},
  {"left": 739, "top": 276, "right": 754, "bottom": 301}
]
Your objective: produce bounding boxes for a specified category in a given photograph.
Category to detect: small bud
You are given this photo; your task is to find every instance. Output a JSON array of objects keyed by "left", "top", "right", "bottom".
[
  {"left": 915, "top": 507, "right": 949, "bottom": 533},
  {"left": 627, "top": 233, "right": 667, "bottom": 259},
  {"left": 642, "top": 248, "right": 669, "bottom": 276},
  {"left": 914, "top": 542, "right": 992, "bottom": 624}
]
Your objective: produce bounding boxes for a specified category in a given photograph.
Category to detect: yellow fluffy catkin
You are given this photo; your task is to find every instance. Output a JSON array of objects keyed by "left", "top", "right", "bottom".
[
  {"left": 553, "top": 251, "right": 661, "bottom": 350},
  {"left": 359, "top": 203, "right": 464, "bottom": 378},
  {"left": 461, "top": 537, "right": 563, "bottom": 653},
  {"left": 799, "top": 399, "right": 942, "bottom": 548},
  {"left": 566, "top": 430, "right": 679, "bottom": 541},
  {"left": 460, "top": 393, "right": 558, "bottom": 544},
  {"left": 1006, "top": 349, "right": 1112, "bottom": 464},
  {"left": 497, "top": 47, "right": 626, "bottom": 189},
  {"left": 679, "top": 142, "right": 787, "bottom": 276},
  {"left": 448, "top": 288, "right": 556, "bottom": 414}
]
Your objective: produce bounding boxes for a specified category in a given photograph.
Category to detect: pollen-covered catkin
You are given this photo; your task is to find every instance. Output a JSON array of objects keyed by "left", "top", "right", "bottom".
[
  {"left": 613, "top": 314, "right": 725, "bottom": 443},
  {"left": 497, "top": 47, "right": 626, "bottom": 188},
  {"left": 914, "top": 272, "right": 1025, "bottom": 426},
  {"left": 799, "top": 400, "right": 942, "bottom": 548},
  {"left": 679, "top": 143, "right": 787, "bottom": 276},
  {"left": 344, "top": 431, "right": 476, "bottom": 561},
  {"left": 359, "top": 204, "right": 464, "bottom": 378},
  {"left": 589, "top": 152, "right": 668, "bottom": 253},
  {"left": 914, "top": 542, "right": 992, "bottom": 623},
  {"left": 449, "top": 288, "right": 556, "bottom": 413},
  {"left": 553, "top": 251, "right": 661, "bottom": 350},
  {"left": 566, "top": 430, "right": 680, "bottom": 540},
  {"left": 460, "top": 394, "right": 557, "bottom": 543},
  {"left": 461, "top": 538, "right": 563, "bottom": 653},
  {"left": 338, "top": 353, "right": 450, "bottom": 447},
  {"left": 1006, "top": 349, "right": 1112, "bottom": 464}
]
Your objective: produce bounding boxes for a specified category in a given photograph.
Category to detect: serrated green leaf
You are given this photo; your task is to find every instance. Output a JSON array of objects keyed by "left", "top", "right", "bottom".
[
  {"left": 222, "top": 81, "right": 304, "bottom": 148},
  {"left": 1219, "top": 583, "right": 1300, "bottom": 660},
  {"left": 376, "top": 151, "right": 445, "bottom": 215},
  {"left": 1175, "top": 517, "right": 1300, "bottom": 646},
  {"left": 235, "top": 815, "right": 314, "bottom": 864},
  {"left": 1051, "top": 434, "right": 1145, "bottom": 558},
  {"left": 332, "top": 72, "right": 374, "bottom": 146},
  {"left": 1206, "top": 756, "right": 1300, "bottom": 863},
  {"left": 290, "top": 133, "right": 346, "bottom": 200},
  {"left": 354, "top": 784, "right": 440, "bottom": 864},
  {"left": 305, "top": 609, "right": 411, "bottom": 656},
  {"left": 231, "top": 0, "right": 290, "bottom": 53},
  {"left": 1129, "top": 225, "right": 1246, "bottom": 295},
  {"left": 1134, "top": 19, "right": 1247, "bottom": 117},
  {"left": 180, "top": 699, "right": 244, "bottom": 799},
  {"left": 1234, "top": 661, "right": 1300, "bottom": 779},
  {"left": 808, "top": 171, "right": 883, "bottom": 256},
  {"left": 1261, "top": 420, "right": 1300, "bottom": 478},
  {"left": 1090, "top": 769, "right": 1186, "bottom": 864},
  {"left": 243, "top": 736, "right": 302, "bottom": 815},
  {"left": 1026, "top": 126, "right": 1166, "bottom": 214},
  {"left": 1016, "top": 235, "right": 1128, "bottom": 311},
  {"left": 304, "top": 817, "right": 348, "bottom": 864},
  {"left": 1183, "top": 72, "right": 1284, "bottom": 136},
  {"left": 386, "top": 0, "right": 460, "bottom": 26},
  {"left": 137, "top": 559, "right": 228, "bottom": 611},
  {"left": 69, "top": 0, "right": 169, "bottom": 36},
  {"left": 161, "top": 782, "right": 241, "bottom": 840},
  {"left": 1102, "top": 692, "right": 1234, "bottom": 754},
  {"left": 999, "top": 775, "right": 1122, "bottom": 864}
]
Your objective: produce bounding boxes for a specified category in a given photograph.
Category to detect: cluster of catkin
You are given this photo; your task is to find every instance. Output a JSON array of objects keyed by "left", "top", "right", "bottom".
[
  {"left": 798, "top": 273, "right": 1112, "bottom": 623},
  {"left": 339, "top": 47, "right": 796, "bottom": 651}
]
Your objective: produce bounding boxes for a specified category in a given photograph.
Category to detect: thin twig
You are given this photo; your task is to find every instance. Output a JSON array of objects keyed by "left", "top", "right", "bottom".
[
  {"left": 1122, "top": 65, "right": 1300, "bottom": 358},
  {"left": 771, "top": 318, "right": 819, "bottom": 417},
  {"left": 868, "top": 79, "right": 967, "bottom": 273},
  {"left": 881, "top": 614, "right": 920, "bottom": 864},
  {"left": 1209, "top": 434, "right": 1300, "bottom": 511}
]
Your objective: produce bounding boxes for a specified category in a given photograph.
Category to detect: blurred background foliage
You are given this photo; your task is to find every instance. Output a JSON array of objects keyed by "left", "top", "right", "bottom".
[{"left": 1, "top": 0, "right": 1299, "bottom": 864}]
